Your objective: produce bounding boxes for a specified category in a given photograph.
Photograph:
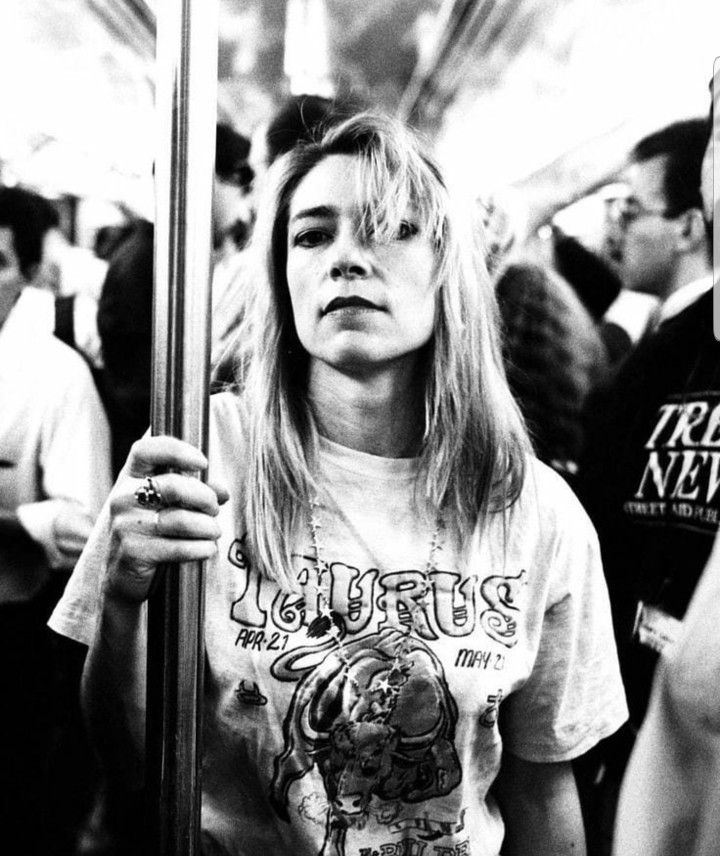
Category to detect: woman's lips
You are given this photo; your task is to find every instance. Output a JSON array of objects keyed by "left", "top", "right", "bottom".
[{"left": 322, "top": 296, "right": 382, "bottom": 316}]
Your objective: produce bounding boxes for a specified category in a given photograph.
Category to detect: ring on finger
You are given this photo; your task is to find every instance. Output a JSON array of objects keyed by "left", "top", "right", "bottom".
[{"left": 135, "top": 476, "right": 165, "bottom": 510}]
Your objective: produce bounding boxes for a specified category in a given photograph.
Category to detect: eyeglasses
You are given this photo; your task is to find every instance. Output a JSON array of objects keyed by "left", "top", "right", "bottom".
[{"left": 604, "top": 195, "right": 673, "bottom": 227}]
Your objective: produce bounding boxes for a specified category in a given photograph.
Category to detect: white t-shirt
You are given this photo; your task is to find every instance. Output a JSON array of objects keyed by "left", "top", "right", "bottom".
[
  {"left": 0, "top": 287, "right": 111, "bottom": 602},
  {"left": 50, "top": 392, "right": 627, "bottom": 856}
]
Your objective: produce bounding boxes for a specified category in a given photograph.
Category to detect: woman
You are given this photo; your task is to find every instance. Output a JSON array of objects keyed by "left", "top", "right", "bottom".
[{"left": 50, "top": 114, "right": 626, "bottom": 856}]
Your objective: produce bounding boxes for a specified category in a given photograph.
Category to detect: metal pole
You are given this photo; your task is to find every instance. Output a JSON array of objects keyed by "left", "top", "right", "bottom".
[{"left": 147, "top": 0, "right": 218, "bottom": 853}]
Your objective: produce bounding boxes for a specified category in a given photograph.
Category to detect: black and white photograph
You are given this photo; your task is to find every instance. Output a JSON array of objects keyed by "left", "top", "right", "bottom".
[{"left": 0, "top": 2, "right": 718, "bottom": 854}]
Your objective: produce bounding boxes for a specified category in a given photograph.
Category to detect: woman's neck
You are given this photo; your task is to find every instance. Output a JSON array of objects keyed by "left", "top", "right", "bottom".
[{"left": 308, "top": 360, "right": 424, "bottom": 458}]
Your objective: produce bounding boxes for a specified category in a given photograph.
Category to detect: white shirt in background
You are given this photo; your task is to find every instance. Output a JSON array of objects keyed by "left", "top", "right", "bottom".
[{"left": 0, "top": 286, "right": 112, "bottom": 602}]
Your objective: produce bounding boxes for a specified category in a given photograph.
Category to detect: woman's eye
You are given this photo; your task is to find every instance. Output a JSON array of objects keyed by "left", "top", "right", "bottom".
[
  {"left": 293, "top": 229, "right": 328, "bottom": 248},
  {"left": 395, "top": 221, "right": 419, "bottom": 240}
]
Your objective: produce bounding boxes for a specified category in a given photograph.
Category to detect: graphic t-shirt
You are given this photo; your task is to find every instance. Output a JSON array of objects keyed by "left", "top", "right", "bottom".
[{"left": 50, "top": 393, "right": 627, "bottom": 856}]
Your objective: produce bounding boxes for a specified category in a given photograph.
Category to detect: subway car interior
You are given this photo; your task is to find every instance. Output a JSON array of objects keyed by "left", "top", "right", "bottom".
[{"left": 0, "top": 1, "right": 719, "bottom": 855}]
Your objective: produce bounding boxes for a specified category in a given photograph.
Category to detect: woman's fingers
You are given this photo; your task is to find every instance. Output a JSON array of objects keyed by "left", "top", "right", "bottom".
[
  {"left": 104, "top": 535, "right": 218, "bottom": 603},
  {"left": 152, "top": 507, "right": 222, "bottom": 540},
  {"left": 111, "top": 473, "right": 222, "bottom": 520},
  {"left": 106, "top": 504, "right": 221, "bottom": 603},
  {"left": 208, "top": 479, "right": 230, "bottom": 506},
  {"left": 136, "top": 473, "right": 222, "bottom": 515},
  {"left": 105, "top": 439, "right": 229, "bottom": 603},
  {"left": 125, "top": 435, "right": 208, "bottom": 478},
  {"left": 120, "top": 436, "right": 230, "bottom": 507},
  {"left": 110, "top": 507, "right": 221, "bottom": 552},
  {"left": 118, "top": 532, "right": 220, "bottom": 565}
]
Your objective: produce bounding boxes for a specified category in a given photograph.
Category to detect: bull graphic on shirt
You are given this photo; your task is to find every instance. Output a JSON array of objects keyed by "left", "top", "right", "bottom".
[{"left": 270, "top": 627, "right": 461, "bottom": 856}]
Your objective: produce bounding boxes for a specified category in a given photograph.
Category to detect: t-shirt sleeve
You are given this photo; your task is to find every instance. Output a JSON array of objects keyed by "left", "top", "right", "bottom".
[
  {"left": 501, "top": 478, "right": 628, "bottom": 762},
  {"left": 48, "top": 393, "right": 241, "bottom": 647},
  {"left": 48, "top": 495, "right": 113, "bottom": 646}
]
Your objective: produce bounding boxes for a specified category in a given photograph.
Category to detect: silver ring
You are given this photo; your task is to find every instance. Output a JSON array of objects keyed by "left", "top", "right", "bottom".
[{"left": 134, "top": 476, "right": 164, "bottom": 509}]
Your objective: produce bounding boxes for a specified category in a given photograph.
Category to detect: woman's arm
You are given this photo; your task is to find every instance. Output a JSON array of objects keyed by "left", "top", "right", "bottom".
[
  {"left": 80, "top": 436, "right": 225, "bottom": 789},
  {"left": 82, "top": 595, "right": 148, "bottom": 789},
  {"left": 494, "top": 752, "right": 587, "bottom": 856}
]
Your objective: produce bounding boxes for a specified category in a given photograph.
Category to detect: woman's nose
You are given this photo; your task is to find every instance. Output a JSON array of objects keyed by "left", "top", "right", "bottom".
[
  {"left": 329, "top": 229, "right": 370, "bottom": 280},
  {"left": 330, "top": 258, "right": 369, "bottom": 279}
]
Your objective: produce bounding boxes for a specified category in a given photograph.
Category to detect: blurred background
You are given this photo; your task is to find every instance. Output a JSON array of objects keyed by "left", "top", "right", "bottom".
[
  {"left": 1, "top": 7, "right": 717, "bottom": 855},
  {"left": 1, "top": 0, "right": 717, "bottom": 255}
]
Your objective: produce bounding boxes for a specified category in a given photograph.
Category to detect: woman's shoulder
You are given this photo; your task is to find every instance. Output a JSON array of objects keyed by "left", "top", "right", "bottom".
[
  {"left": 209, "top": 391, "right": 249, "bottom": 459},
  {"left": 512, "top": 454, "right": 596, "bottom": 542},
  {"left": 210, "top": 389, "right": 244, "bottom": 419}
]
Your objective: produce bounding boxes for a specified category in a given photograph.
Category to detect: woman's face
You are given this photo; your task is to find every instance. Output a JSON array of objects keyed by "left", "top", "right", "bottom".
[{"left": 285, "top": 153, "right": 437, "bottom": 376}]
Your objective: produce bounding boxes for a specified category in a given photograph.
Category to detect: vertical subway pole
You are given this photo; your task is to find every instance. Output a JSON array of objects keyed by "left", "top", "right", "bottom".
[{"left": 147, "top": 0, "right": 218, "bottom": 853}]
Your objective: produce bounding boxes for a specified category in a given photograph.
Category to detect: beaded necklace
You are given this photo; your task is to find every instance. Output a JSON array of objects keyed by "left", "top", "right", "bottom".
[{"left": 307, "top": 493, "right": 442, "bottom": 721}]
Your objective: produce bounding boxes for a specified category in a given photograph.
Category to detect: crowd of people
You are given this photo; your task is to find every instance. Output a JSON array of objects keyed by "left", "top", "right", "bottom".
[{"left": 0, "top": 72, "right": 717, "bottom": 856}]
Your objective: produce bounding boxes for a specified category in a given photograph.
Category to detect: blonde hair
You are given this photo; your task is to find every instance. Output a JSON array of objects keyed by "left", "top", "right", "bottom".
[{"left": 234, "top": 113, "right": 530, "bottom": 589}]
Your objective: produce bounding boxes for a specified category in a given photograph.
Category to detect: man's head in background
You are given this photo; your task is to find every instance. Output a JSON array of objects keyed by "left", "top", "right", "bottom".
[
  {"left": 0, "top": 187, "right": 58, "bottom": 325},
  {"left": 0, "top": 185, "right": 58, "bottom": 285},
  {"left": 604, "top": 118, "right": 711, "bottom": 300},
  {"left": 213, "top": 122, "right": 254, "bottom": 249},
  {"left": 265, "top": 94, "right": 337, "bottom": 165},
  {"left": 256, "top": 93, "right": 365, "bottom": 171}
]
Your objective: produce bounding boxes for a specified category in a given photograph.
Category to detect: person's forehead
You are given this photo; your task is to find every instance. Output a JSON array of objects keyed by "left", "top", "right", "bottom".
[
  {"left": 623, "top": 155, "right": 669, "bottom": 201},
  {"left": 289, "top": 154, "right": 362, "bottom": 216}
]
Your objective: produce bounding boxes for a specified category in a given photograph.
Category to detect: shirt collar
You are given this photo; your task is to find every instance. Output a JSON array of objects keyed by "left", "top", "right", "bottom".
[{"left": 659, "top": 275, "right": 714, "bottom": 324}]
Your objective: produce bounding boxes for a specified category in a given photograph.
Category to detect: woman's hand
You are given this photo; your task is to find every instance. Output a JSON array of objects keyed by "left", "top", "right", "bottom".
[{"left": 105, "top": 436, "right": 228, "bottom": 603}]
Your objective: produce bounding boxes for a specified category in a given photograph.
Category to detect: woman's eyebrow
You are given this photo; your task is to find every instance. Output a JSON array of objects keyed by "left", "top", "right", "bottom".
[{"left": 289, "top": 205, "right": 336, "bottom": 223}]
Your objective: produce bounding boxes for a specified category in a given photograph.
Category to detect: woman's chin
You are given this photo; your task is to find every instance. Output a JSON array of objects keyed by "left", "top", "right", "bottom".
[{"left": 309, "top": 348, "right": 420, "bottom": 382}]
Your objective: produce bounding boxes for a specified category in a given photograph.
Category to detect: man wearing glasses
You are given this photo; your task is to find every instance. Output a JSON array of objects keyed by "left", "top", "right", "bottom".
[
  {"left": 604, "top": 119, "right": 713, "bottom": 324},
  {"left": 611, "top": 74, "right": 720, "bottom": 856},
  {"left": 577, "top": 114, "right": 718, "bottom": 855}
]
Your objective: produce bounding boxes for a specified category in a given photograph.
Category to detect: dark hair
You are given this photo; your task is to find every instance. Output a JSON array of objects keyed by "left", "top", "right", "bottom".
[
  {"left": 552, "top": 229, "right": 622, "bottom": 320},
  {"left": 265, "top": 94, "right": 362, "bottom": 165},
  {"left": 94, "top": 222, "right": 136, "bottom": 261},
  {"left": 215, "top": 123, "right": 253, "bottom": 189},
  {"left": 0, "top": 186, "right": 59, "bottom": 279},
  {"left": 631, "top": 118, "right": 709, "bottom": 216},
  {"left": 496, "top": 262, "right": 607, "bottom": 473}
]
